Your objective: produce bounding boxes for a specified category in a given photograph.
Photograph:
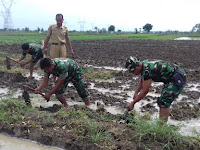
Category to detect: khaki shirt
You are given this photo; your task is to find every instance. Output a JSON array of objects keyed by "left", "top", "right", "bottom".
[{"left": 47, "top": 24, "right": 69, "bottom": 44}]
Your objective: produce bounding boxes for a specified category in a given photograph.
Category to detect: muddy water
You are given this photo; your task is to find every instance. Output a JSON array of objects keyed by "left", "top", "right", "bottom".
[{"left": 0, "top": 134, "right": 63, "bottom": 150}]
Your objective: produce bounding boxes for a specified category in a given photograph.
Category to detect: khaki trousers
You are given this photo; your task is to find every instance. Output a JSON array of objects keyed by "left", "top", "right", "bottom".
[{"left": 50, "top": 44, "right": 67, "bottom": 59}]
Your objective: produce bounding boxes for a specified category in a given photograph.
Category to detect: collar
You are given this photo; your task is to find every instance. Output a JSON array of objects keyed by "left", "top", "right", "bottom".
[{"left": 56, "top": 24, "right": 64, "bottom": 29}]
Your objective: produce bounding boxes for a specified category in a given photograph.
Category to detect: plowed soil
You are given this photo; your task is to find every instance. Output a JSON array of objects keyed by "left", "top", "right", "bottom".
[{"left": 0, "top": 39, "right": 200, "bottom": 149}]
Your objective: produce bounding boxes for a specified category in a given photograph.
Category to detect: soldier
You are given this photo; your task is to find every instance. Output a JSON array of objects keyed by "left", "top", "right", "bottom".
[
  {"left": 17, "top": 43, "right": 43, "bottom": 79},
  {"left": 125, "top": 56, "right": 186, "bottom": 123},
  {"left": 34, "top": 58, "right": 91, "bottom": 108}
]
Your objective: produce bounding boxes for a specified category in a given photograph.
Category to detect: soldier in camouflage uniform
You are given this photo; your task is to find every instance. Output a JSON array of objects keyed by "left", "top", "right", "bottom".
[
  {"left": 17, "top": 43, "right": 43, "bottom": 79},
  {"left": 34, "top": 58, "right": 91, "bottom": 108},
  {"left": 125, "top": 56, "right": 186, "bottom": 123}
]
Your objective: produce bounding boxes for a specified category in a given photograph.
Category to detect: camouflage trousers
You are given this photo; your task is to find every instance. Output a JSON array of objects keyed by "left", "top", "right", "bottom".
[
  {"left": 55, "top": 68, "right": 91, "bottom": 102},
  {"left": 157, "top": 68, "right": 186, "bottom": 108}
]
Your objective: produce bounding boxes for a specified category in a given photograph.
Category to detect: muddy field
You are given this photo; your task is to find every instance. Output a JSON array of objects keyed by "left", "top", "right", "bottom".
[{"left": 0, "top": 39, "right": 200, "bottom": 149}]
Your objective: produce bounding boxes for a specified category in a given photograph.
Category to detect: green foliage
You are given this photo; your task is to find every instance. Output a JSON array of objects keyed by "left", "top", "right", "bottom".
[
  {"left": 191, "top": 23, "right": 200, "bottom": 33},
  {"left": 143, "top": 23, "right": 153, "bottom": 33},
  {"left": 108, "top": 25, "right": 115, "bottom": 32}
]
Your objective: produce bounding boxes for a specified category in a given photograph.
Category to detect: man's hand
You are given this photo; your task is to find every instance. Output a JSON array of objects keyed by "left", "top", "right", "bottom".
[
  {"left": 43, "top": 93, "right": 51, "bottom": 101},
  {"left": 127, "top": 101, "right": 135, "bottom": 111},
  {"left": 16, "top": 60, "right": 20, "bottom": 63},
  {"left": 20, "top": 63, "right": 26, "bottom": 68},
  {"left": 70, "top": 50, "right": 74, "bottom": 57},
  {"left": 33, "top": 88, "right": 40, "bottom": 94}
]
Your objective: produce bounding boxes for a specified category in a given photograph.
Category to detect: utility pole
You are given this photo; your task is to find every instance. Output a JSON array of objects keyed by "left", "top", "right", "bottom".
[
  {"left": 78, "top": 20, "right": 86, "bottom": 32},
  {"left": 1, "top": 0, "right": 14, "bottom": 30}
]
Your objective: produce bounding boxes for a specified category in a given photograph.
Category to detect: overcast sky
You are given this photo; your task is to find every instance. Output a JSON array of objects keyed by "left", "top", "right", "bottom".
[{"left": 0, "top": 0, "right": 199, "bottom": 32}]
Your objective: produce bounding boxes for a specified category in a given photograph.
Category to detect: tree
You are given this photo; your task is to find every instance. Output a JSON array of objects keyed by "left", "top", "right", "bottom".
[
  {"left": 94, "top": 26, "right": 98, "bottom": 32},
  {"left": 135, "top": 28, "right": 138, "bottom": 34},
  {"left": 108, "top": 25, "right": 115, "bottom": 32},
  {"left": 25, "top": 27, "right": 29, "bottom": 32},
  {"left": 191, "top": 23, "right": 200, "bottom": 33},
  {"left": 37, "top": 27, "right": 40, "bottom": 32},
  {"left": 41, "top": 28, "right": 44, "bottom": 32},
  {"left": 143, "top": 23, "right": 153, "bottom": 33}
]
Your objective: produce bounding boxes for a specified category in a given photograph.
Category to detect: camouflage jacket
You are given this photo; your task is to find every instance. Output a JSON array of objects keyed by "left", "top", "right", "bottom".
[
  {"left": 21, "top": 43, "right": 43, "bottom": 60},
  {"left": 44, "top": 58, "right": 82, "bottom": 79},
  {"left": 141, "top": 60, "right": 178, "bottom": 83}
]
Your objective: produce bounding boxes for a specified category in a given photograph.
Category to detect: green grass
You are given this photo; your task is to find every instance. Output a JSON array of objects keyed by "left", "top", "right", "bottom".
[
  {"left": 126, "top": 111, "right": 200, "bottom": 150},
  {"left": 0, "top": 99, "right": 112, "bottom": 143},
  {"left": 1, "top": 32, "right": 200, "bottom": 44}
]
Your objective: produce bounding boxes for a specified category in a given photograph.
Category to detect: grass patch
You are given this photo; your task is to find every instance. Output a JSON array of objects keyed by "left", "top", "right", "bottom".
[
  {"left": 0, "top": 99, "right": 34, "bottom": 124},
  {"left": 126, "top": 111, "right": 200, "bottom": 150},
  {"left": 0, "top": 99, "right": 112, "bottom": 143}
]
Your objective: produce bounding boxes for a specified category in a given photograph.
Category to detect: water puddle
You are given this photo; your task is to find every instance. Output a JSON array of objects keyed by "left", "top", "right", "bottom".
[
  {"left": 174, "top": 37, "right": 200, "bottom": 40},
  {"left": 0, "top": 134, "right": 63, "bottom": 150},
  {"left": 0, "top": 88, "right": 22, "bottom": 101},
  {"left": 23, "top": 72, "right": 43, "bottom": 80},
  {"left": 84, "top": 64, "right": 127, "bottom": 71}
]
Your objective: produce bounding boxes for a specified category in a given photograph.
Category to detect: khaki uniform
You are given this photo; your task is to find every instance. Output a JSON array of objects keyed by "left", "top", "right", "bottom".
[{"left": 46, "top": 24, "right": 70, "bottom": 59}]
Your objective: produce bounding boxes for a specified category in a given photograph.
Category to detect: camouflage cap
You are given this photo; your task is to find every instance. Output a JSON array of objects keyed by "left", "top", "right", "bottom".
[{"left": 125, "top": 56, "right": 140, "bottom": 72}]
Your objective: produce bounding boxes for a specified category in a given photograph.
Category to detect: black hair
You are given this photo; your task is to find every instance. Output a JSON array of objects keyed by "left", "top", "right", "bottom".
[
  {"left": 22, "top": 43, "right": 29, "bottom": 50},
  {"left": 56, "top": 14, "right": 63, "bottom": 19},
  {"left": 40, "top": 58, "right": 52, "bottom": 70}
]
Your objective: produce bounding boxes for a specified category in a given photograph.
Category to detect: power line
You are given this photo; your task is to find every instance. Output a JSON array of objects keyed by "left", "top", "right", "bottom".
[
  {"left": 1, "top": 0, "right": 14, "bottom": 30},
  {"left": 77, "top": 20, "right": 86, "bottom": 32}
]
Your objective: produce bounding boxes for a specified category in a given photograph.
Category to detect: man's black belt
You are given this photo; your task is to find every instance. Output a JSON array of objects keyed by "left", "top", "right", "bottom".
[{"left": 51, "top": 43, "right": 65, "bottom": 45}]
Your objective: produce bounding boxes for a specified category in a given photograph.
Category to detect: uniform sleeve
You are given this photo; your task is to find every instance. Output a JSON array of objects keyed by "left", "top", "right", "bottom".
[
  {"left": 21, "top": 52, "right": 26, "bottom": 58},
  {"left": 142, "top": 70, "right": 152, "bottom": 80},
  {"left": 46, "top": 25, "right": 52, "bottom": 37},
  {"left": 58, "top": 71, "right": 68, "bottom": 78}
]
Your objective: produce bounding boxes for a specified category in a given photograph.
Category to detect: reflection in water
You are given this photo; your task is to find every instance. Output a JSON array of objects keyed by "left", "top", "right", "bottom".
[{"left": 0, "top": 134, "right": 63, "bottom": 150}]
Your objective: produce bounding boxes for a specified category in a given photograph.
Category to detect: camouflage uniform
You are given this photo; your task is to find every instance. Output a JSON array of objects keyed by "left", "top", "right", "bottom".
[
  {"left": 21, "top": 43, "right": 43, "bottom": 66},
  {"left": 44, "top": 58, "right": 90, "bottom": 101},
  {"left": 141, "top": 60, "right": 186, "bottom": 108}
]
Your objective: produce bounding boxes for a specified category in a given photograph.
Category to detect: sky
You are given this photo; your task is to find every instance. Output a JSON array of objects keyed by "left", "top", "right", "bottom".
[{"left": 0, "top": 0, "right": 200, "bottom": 32}]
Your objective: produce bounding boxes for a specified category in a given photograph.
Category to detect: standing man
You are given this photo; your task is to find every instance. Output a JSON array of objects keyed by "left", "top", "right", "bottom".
[
  {"left": 125, "top": 56, "right": 186, "bottom": 123},
  {"left": 17, "top": 43, "right": 43, "bottom": 79},
  {"left": 43, "top": 13, "right": 74, "bottom": 58},
  {"left": 34, "top": 58, "right": 91, "bottom": 108}
]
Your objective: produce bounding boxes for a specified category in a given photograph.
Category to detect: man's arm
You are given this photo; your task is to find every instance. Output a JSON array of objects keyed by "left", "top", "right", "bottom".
[
  {"left": 133, "top": 78, "right": 143, "bottom": 98},
  {"left": 128, "top": 79, "right": 152, "bottom": 110},
  {"left": 35, "top": 77, "right": 49, "bottom": 92},
  {"left": 66, "top": 34, "right": 74, "bottom": 57},
  {"left": 43, "top": 36, "right": 50, "bottom": 55},
  {"left": 42, "top": 78, "right": 65, "bottom": 101},
  {"left": 20, "top": 59, "right": 32, "bottom": 67},
  {"left": 49, "top": 78, "right": 65, "bottom": 95},
  {"left": 17, "top": 57, "right": 25, "bottom": 62}
]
